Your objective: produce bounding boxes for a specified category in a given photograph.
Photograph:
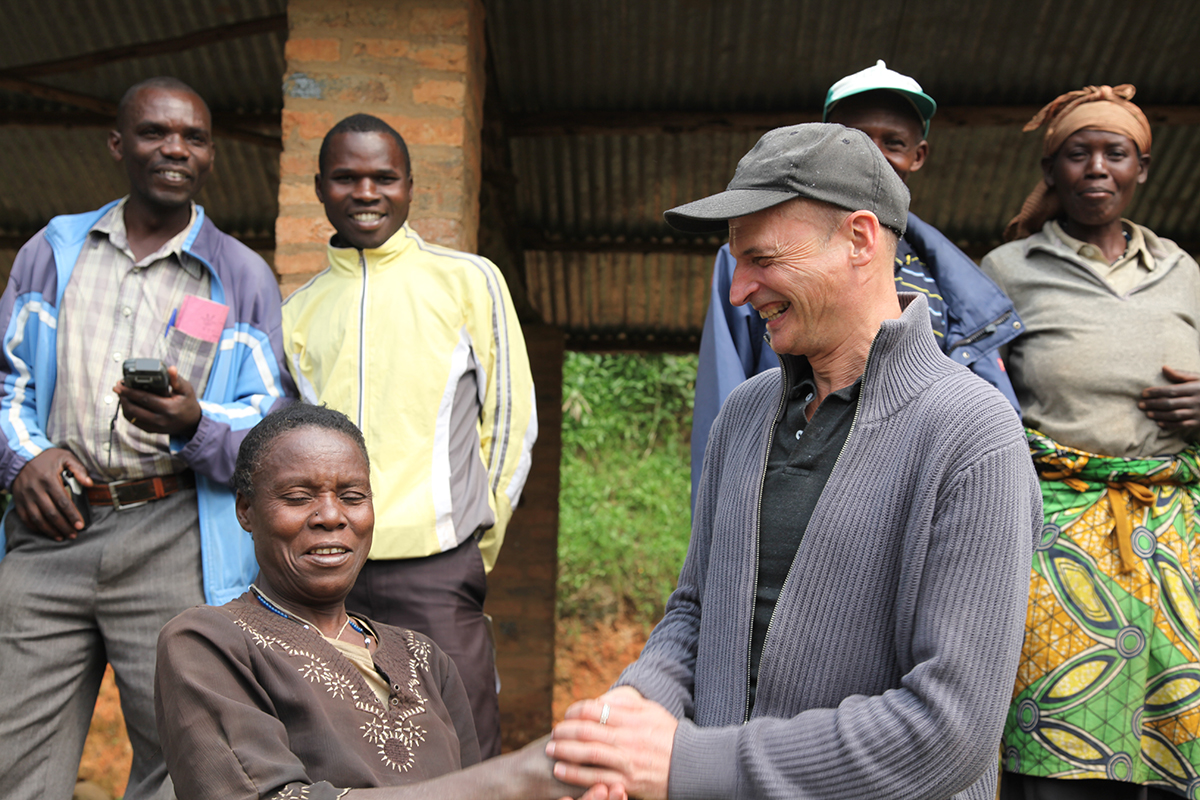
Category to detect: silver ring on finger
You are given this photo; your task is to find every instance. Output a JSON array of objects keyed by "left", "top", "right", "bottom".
[{"left": 599, "top": 702, "right": 610, "bottom": 725}]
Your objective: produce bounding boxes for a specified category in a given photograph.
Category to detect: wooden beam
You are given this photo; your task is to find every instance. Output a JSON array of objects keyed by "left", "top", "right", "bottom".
[
  {"left": 0, "top": 76, "right": 116, "bottom": 116},
  {"left": 508, "top": 111, "right": 819, "bottom": 137},
  {"left": 565, "top": 329, "right": 700, "bottom": 354},
  {"left": 1, "top": 14, "right": 288, "bottom": 79},
  {"left": 507, "top": 105, "right": 1200, "bottom": 137},
  {"left": 0, "top": 77, "right": 281, "bottom": 149},
  {"left": 522, "top": 230, "right": 721, "bottom": 255},
  {"left": 0, "top": 109, "right": 279, "bottom": 129}
]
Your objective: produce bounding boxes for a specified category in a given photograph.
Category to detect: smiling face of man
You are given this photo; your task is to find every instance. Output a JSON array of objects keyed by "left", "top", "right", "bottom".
[
  {"left": 315, "top": 131, "right": 414, "bottom": 251},
  {"left": 108, "top": 86, "right": 214, "bottom": 211},
  {"left": 827, "top": 91, "right": 928, "bottom": 184},
  {"left": 727, "top": 199, "right": 857, "bottom": 358}
]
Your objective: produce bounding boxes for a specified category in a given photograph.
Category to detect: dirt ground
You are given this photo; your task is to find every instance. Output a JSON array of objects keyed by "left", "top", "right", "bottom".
[
  {"left": 79, "top": 617, "right": 651, "bottom": 799},
  {"left": 79, "top": 667, "right": 133, "bottom": 799},
  {"left": 553, "top": 617, "right": 652, "bottom": 720}
]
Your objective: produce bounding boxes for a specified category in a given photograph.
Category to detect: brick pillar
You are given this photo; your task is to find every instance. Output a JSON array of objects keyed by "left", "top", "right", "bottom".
[
  {"left": 276, "top": 0, "right": 560, "bottom": 750},
  {"left": 488, "top": 325, "right": 563, "bottom": 750},
  {"left": 275, "top": 0, "right": 486, "bottom": 296}
]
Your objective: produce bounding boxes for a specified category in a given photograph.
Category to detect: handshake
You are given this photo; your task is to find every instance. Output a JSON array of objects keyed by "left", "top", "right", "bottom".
[{"left": 541, "top": 686, "right": 678, "bottom": 800}]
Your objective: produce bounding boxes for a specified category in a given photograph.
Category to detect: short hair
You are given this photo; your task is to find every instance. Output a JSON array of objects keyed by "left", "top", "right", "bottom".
[
  {"left": 318, "top": 114, "right": 411, "bottom": 176},
  {"left": 116, "top": 77, "right": 210, "bottom": 131},
  {"left": 233, "top": 403, "right": 369, "bottom": 498},
  {"left": 779, "top": 197, "right": 900, "bottom": 258}
]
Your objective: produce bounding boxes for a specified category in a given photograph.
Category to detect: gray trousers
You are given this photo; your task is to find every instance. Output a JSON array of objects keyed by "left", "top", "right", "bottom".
[{"left": 0, "top": 489, "right": 205, "bottom": 800}]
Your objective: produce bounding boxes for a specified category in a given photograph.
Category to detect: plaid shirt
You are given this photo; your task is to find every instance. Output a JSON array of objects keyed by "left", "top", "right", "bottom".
[{"left": 46, "top": 198, "right": 213, "bottom": 481}]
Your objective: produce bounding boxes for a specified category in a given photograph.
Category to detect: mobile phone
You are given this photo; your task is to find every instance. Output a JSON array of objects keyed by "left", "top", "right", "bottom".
[
  {"left": 122, "top": 358, "right": 170, "bottom": 396},
  {"left": 61, "top": 469, "right": 91, "bottom": 530}
]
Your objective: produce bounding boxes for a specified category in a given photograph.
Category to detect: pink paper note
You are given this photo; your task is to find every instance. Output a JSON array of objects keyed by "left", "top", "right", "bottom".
[{"left": 175, "top": 295, "right": 229, "bottom": 343}]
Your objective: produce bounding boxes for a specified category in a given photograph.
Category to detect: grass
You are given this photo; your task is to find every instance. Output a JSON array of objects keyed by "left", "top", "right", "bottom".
[{"left": 557, "top": 352, "right": 697, "bottom": 626}]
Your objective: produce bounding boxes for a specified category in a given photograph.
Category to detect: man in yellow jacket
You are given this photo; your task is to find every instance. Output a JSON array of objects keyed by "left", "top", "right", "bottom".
[{"left": 282, "top": 114, "right": 537, "bottom": 758}]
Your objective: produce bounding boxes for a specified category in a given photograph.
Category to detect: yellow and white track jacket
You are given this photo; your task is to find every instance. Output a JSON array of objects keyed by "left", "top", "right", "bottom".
[{"left": 282, "top": 225, "right": 537, "bottom": 571}]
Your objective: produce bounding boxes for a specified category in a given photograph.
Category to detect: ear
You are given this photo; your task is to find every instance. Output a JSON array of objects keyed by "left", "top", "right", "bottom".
[
  {"left": 908, "top": 140, "right": 929, "bottom": 175},
  {"left": 1041, "top": 155, "right": 1057, "bottom": 189},
  {"left": 845, "top": 210, "right": 882, "bottom": 269},
  {"left": 1136, "top": 151, "right": 1152, "bottom": 185},
  {"left": 108, "top": 129, "right": 123, "bottom": 163},
  {"left": 235, "top": 491, "right": 253, "bottom": 533},
  {"left": 314, "top": 172, "right": 325, "bottom": 203}
]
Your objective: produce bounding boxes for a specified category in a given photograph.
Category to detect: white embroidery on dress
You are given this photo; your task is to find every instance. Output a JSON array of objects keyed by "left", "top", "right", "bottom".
[
  {"left": 238, "top": 616, "right": 434, "bottom": 775},
  {"left": 405, "top": 632, "right": 433, "bottom": 670},
  {"left": 360, "top": 716, "right": 390, "bottom": 745},
  {"left": 269, "top": 783, "right": 310, "bottom": 799}
]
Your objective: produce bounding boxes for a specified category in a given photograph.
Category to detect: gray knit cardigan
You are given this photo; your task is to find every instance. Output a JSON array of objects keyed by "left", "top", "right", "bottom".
[{"left": 618, "top": 294, "right": 1041, "bottom": 800}]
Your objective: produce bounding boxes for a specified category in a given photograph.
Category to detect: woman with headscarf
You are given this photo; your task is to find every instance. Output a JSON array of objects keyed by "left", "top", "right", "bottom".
[{"left": 983, "top": 85, "right": 1200, "bottom": 799}]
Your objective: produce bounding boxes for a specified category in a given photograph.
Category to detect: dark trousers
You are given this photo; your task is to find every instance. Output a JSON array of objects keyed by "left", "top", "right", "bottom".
[
  {"left": 346, "top": 537, "right": 500, "bottom": 758},
  {"left": 1002, "top": 772, "right": 1183, "bottom": 800}
]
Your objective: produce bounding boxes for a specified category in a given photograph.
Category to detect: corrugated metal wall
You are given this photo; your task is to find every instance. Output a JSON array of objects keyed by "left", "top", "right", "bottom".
[
  {"left": 486, "top": 0, "right": 1200, "bottom": 345},
  {"left": 2, "top": 0, "right": 1198, "bottom": 343},
  {"left": 0, "top": 0, "right": 284, "bottom": 245}
]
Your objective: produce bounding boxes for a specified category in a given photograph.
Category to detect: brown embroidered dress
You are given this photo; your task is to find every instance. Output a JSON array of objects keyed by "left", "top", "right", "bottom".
[{"left": 155, "top": 594, "right": 480, "bottom": 800}]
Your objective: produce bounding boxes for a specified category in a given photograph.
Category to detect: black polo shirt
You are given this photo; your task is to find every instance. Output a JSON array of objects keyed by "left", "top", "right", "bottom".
[{"left": 748, "top": 355, "right": 862, "bottom": 712}]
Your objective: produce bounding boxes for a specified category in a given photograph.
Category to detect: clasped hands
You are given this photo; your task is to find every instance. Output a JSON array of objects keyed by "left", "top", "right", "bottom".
[{"left": 550, "top": 686, "right": 678, "bottom": 800}]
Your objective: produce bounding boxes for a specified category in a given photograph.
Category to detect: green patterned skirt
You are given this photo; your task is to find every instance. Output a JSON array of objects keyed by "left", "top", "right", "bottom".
[{"left": 1003, "top": 429, "right": 1200, "bottom": 796}]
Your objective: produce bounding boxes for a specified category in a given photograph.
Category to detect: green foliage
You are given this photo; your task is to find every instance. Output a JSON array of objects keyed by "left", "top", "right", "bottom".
[{"left": 558, "top": 352, "right": 697, "bottom": 623}]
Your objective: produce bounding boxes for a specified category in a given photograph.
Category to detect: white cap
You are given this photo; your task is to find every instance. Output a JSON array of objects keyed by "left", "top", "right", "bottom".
[{"left": 823, "top": 60, "right": 937, "bottom": 136}]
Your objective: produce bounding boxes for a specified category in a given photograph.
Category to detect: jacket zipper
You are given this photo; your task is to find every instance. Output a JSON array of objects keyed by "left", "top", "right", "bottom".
[
  {"left": 357, "top": 250, "right": 368, "bottom": 428},
  {"left": 950, "top": 310, "right": 1012, "bottom": 350},
  {"left": 745, "top": 355, "right": 790, "bottom": 723},
  {"left": 751, "top": 337, "right": 876, "bottom": 717}
]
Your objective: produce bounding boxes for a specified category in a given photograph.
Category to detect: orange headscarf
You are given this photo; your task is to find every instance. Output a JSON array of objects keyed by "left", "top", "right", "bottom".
[{"left": 1004, "top": 85, "right": 1152, "bottom": 241}]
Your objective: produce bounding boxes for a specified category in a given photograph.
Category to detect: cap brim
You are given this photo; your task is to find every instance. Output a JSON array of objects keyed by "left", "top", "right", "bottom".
[
  {"left": 824, "top": 88, "right": 937, "bottom": 135},
  {"left": 663, "top": 188, "right": 799, "bottom": 233}
]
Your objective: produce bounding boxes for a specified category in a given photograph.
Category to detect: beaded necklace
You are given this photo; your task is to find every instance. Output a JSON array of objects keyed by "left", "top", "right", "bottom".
[{"left": 250, "top": 584, "right": 371, "bottom": 647}]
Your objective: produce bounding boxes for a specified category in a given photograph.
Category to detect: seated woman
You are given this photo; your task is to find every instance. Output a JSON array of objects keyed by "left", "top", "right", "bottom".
[
  {"left": 155, "top": 403, "right": 611, "bottom": 800},
  {"left": 982, "top": 85, "right": 1200, "bottom": 799}
]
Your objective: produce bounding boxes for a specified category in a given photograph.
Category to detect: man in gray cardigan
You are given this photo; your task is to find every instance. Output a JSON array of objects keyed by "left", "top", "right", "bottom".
[{"left": 547, "top": 125, "right": 1042, "bottom": 800}]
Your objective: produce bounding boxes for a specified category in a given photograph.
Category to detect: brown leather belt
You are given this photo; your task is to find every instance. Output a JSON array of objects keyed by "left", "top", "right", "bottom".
[{"left": 85, "top": 471, "right": 195, "bottom": 511}]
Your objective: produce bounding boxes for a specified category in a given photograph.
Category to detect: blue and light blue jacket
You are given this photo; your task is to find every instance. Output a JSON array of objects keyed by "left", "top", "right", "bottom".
[
  {"left": 691, "top": 211, "right": 1023, "bottom": 503},
  {"left": 0, "top": 201, "right": 296, "bottom": 604}
]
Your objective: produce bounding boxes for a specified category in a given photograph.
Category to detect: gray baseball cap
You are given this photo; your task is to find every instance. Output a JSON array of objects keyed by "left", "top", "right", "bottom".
[{"left": 663, "top": 123, "right": 910, "bottom": 236}]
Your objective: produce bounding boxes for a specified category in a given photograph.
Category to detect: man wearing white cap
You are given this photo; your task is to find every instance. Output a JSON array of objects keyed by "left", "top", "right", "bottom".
[
  {"left": 690, "top": 61, "right": 1022, "bottom": 504},
  {"left": 546, "top": 123, "right": 1039, "bottom": 800}
]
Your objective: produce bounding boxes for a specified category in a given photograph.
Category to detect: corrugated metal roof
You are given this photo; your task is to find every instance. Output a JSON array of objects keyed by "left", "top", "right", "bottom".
[
  {"left": 0, "top": 0, "right": 285, "bottom": 256},
  {"left": 0, "top": 0, "right": 285, "bottom": 113},
  {"left": 526, "top": 250, "right": 711, "bottom": 348},
  {"left": 511, "top": 122, "right": 1200, "bottom": 250},
  {"left": 485, "top": 0, "right": 1200, "bottom": 344},
  {"left": 3, "top": 0, "right": 1199, "bottom": 347},
  {"left": 486, "top": 0, "right": 1200, "bottom": 112}
]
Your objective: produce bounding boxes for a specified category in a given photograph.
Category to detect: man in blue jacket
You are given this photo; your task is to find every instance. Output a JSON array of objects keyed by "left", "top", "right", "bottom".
[
  {"left": 0, "top": 77, "right": 294, "bottom": 800},
  {"left": 691, "top": 61, "right": 1022, "bottom": 503}
]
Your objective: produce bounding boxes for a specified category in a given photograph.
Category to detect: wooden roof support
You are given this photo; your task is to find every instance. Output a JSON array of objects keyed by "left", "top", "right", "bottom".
[
  {"left": 0, "top": 77, "right": 281, "bottom": 150},
  {"left": 507, "top": 106, "right": 1200, "bottom": 136},
  {"left": 0, "top": 109, "right": 280, "bottom": 132},
  {"left": 0, "top": 14, "right": 288, "bottom": 149}
]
